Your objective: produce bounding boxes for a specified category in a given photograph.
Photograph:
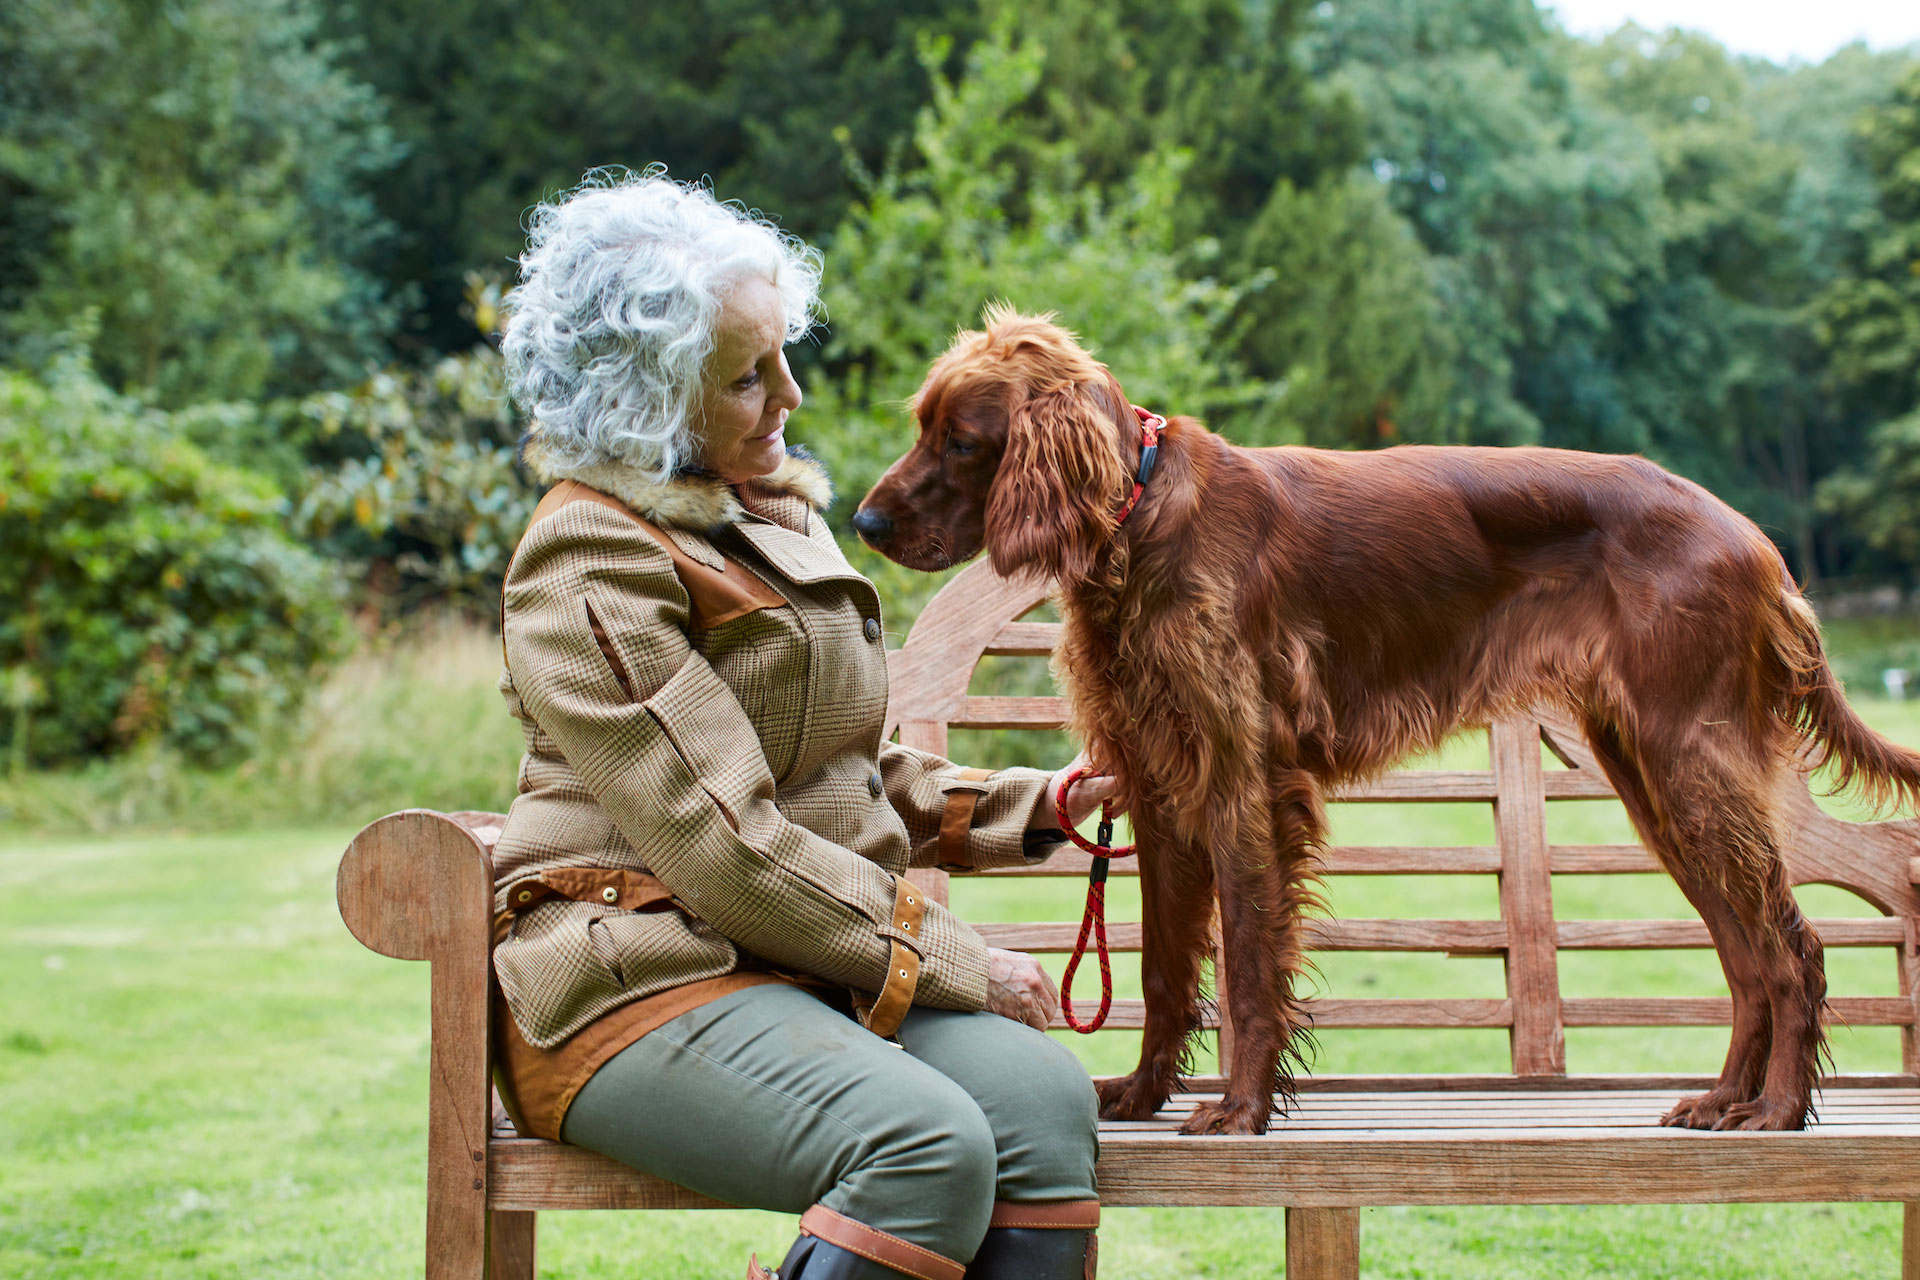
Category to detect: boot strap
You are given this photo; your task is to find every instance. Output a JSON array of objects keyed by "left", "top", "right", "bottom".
[
  {"left": 986, "top": 1199, "right": 1100, "bottom": 1229},
  {"left": 798, "top": 1205, "right": 965, "bottom": 1280}
]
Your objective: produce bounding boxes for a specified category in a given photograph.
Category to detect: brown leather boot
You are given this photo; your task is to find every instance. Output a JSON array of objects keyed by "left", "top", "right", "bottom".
[{"left": 962, "top": 1200, "right": 1100, "bottom": 1279}]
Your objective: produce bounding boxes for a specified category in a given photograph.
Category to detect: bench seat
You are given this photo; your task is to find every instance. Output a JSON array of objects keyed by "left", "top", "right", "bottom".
[{"left": 487, "top": 1077, "right": 1920, "bottom": 1214}]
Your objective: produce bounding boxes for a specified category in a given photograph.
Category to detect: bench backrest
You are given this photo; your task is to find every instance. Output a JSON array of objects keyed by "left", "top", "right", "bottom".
[{"left": 883, "top": 559, "right": 1920, "bottom": 1081}]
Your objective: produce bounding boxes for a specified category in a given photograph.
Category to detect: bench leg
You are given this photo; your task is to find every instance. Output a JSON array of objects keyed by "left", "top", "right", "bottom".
[
  {"left": 1286, "top": 1207, "right": 1359, "bottom": 1280},
  {"left": 490, "top": 1210, "right": 535, "bottom": 1279},
  {"left": 1905, "top": 1203, "right": 1919, "bottom": 1280}
]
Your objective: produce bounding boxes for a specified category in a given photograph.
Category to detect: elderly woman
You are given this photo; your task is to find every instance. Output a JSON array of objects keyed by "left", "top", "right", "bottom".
[{"left": 489, "top": 170, "right": 1106, "bottom": 1280}]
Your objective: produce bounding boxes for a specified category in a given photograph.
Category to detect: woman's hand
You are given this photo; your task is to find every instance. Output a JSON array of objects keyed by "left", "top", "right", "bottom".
[
  {"left": 1037, "top": 751, "right": 1120, "bottom": 832},
  {"left": 984, "top": 947, "right": 1060, "bottom": 1031}
]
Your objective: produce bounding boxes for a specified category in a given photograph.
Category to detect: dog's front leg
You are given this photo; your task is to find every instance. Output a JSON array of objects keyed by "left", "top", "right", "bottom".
[
  {"left": 1095, "top": 806, "right": 1215, "bottom": 1122},
  {"left": 1181, "top": 770, "right": 1325, "bottom": 1136}
]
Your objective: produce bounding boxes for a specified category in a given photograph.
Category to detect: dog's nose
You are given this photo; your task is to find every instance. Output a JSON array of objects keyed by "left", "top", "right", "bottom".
[{"left": 851, "top": 507, "right": 893, "bottom": 546}]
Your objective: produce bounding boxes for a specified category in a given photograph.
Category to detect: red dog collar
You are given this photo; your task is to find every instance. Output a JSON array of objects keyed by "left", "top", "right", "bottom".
[{"left": 1113, "top": 406, "right": 1165, "bottom": 527}]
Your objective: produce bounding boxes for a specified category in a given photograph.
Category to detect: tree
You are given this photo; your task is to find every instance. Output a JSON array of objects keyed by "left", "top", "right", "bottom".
[
  {"left": 1306, "top": 0, "right": 1669, "bottom": 447},
  {"left": 0, "top": 0, "right": 400, "bottom": 405},
  {"left": 1814, "top": 66, "right": 1920, "bottom": 578},
  {"left": 810, "top": 23, "right": 1259, "bottom": 532},
  {"left": 319, "top": 0, "right": 981, "bottom": 354}
]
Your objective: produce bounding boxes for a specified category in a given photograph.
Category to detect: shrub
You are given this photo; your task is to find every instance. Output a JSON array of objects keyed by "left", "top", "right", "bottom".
[
  {"left": 295, "top": 342, "right": 536, "bottom": 615},
  {"left": 0, "top": 354, "right": 346, "bottom": 766}
]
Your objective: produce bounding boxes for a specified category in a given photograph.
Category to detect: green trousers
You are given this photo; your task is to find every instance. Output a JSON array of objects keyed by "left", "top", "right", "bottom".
[{"left": 561, "top": 982, "right": 1100, "bottom": 1262}]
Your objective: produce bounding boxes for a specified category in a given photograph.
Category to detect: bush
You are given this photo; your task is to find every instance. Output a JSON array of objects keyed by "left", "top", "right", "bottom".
[
  {"left": 0, "top": 354, "right": 346, "bottom": 766},
  {"left": 294, "top": 342, "right": 536, "bottom": 614}
]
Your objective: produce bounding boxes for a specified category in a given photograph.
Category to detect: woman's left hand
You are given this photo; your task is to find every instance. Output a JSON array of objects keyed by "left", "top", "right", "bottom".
[{"left": 1037, "top": 751, "right": 1120, "bottom": 832}]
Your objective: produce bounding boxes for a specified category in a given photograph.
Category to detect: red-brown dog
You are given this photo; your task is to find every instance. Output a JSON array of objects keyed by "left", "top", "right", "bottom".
[{"left": 852, "top": 306, "right": 1920, "bottom": 1136}]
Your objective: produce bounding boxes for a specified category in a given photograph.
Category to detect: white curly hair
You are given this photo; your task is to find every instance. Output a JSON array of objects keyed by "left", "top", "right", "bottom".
[{"left": 501, "top": 166, "right": 822, "bottom": 479}]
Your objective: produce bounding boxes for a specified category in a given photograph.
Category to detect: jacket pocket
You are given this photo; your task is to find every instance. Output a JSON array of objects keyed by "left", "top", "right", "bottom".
[
  {"left": 593, "top": 908, "right": 736, "bottom": 993},
  {"left": 582, "top": 598, "right": 635, "bottom": 700}
]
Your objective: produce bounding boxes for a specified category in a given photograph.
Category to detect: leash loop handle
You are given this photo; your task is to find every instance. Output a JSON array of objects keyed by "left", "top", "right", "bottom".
[{"left": 1053, "top": 766, "right": 1136, "bottom": 1033}]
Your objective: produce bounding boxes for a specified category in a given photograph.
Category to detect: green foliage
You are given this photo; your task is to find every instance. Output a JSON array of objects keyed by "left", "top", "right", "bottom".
[
  {"left": 1309, "top": 0, "right": 1670, "bottom": 446},
  {"left": 296, "top": 345, "right": 536, "bottom": 611},
  {"left": 320, "top": 0, "right": 980, "bottom": 353},
  {"left": 0, "top": 0, "right": 400, "bottom": 405},
  {"left": 1231, "top": 174, "right": 1458, "bottom": 447},
  {"left": 1813, "top": 67, "right": 1920, "bottom": 577},
  {"left": 1817, "top": 66, "right": 1920, "bottom": 418},
  {"left": 0, "top": 354, "right": 345, "bottom": 767},
  {"left": 806, "top": 23, "right": 1259, "bottom": 522}
]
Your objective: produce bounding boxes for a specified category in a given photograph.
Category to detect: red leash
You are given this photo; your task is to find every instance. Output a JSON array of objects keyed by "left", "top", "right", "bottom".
[{"left": 1053, "top": 766, "right": 1137, "bottom": 1033}]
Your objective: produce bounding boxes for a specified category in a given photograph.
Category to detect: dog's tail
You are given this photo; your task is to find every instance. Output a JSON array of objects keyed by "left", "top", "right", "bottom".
[{"left": 1770, "top": 587, "right": 1920, "bottom": 814}]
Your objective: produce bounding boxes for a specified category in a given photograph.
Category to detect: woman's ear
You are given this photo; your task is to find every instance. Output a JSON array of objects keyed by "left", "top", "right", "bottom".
[{"left": 983, "top": 382, "right": 1130, "bottom": 582}]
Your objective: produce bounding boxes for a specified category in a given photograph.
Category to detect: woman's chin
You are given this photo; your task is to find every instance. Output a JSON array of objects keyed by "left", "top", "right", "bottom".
[
  {"left": 749, "top": 430, "right": 786, "bottom": 473},
  {"left": 714, "top": 434, "right": 785, "bottom": 482}
]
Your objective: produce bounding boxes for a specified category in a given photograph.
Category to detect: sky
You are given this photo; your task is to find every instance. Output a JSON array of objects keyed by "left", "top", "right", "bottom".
[{"left": 1546, "top": 0, "right": 1920, "bottom": 65}]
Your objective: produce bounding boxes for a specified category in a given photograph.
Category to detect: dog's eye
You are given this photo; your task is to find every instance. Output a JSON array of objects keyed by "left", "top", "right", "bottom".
[{"left": 946, "top": 438, "right": 977, "bottom": 458}]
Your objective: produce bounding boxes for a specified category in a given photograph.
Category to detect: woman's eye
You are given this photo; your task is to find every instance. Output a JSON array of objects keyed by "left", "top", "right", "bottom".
[{"left": 735, "top": 370, "right": 762, "bottom": 389}]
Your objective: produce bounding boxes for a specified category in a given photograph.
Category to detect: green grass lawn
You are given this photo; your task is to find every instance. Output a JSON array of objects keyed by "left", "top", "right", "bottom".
[{"left": 7, "top": 698, "right": 1920, "bottom": 1275}]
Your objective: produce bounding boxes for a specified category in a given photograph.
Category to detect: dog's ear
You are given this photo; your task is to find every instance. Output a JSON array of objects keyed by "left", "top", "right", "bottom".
[{"left": 984, "top": 379, "right": 1130, "bottom": 582}]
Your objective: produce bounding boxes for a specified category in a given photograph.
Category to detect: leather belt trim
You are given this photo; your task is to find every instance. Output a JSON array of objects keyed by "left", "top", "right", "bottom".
[
  {"left": 496, "top": 867, "right": 679, "bottom": 944},
  {"left": 798, "top": 1204, "right": 965, "bottom": 1280},
  {"left": 858, "top": 877, "right": 928, "bottom": 1037},
  {"left": 987, "top": 1198, "right": 1101, "bottom": 1230},
  {"left": 935, "top": 767, "right": 995, "bottom": 871}
]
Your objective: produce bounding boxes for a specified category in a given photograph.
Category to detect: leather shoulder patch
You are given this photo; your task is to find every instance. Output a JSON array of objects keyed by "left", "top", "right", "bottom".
[{"left": 542, "top": 480, "right": 787, "bottom": 629}]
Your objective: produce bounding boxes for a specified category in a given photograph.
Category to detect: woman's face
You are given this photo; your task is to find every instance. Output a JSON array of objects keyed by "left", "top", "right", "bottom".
[{"left": 698, "top": 275, "right": 802, "bottom": 482}]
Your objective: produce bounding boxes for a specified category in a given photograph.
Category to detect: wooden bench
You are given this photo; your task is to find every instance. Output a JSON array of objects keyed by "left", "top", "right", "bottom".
[{"left": 338, "top": 559, "right": 1920, "bottom": 1279}]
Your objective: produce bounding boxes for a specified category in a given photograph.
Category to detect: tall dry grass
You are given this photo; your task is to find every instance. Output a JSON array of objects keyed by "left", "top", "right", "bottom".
[{"left": 0, "top": 617, "right": 523, "bottom": 837}]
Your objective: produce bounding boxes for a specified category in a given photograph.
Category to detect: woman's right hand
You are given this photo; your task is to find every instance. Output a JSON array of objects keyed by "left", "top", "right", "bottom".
[{"left": 985, "top": 947, "right": 1060, "bottom": 1031}]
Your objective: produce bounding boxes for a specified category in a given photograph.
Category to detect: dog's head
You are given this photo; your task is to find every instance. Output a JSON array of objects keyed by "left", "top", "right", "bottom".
[{"left": 851, "top": 306, "right": 1137, "bottom": 581}]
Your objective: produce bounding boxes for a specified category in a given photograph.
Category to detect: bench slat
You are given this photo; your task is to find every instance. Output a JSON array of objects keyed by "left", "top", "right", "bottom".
[
  {"left": 975, "top": 918, "right": 1510, "bottom": 953},
  {"left": 969, "top": 843, "right": 1671, "bottom": 877},
  {"left": 1557, "top": 918, "right": 1906, "bottom": 948},
  {"left": 1561, "top": 995, "right": 1915, "bottom": 1027},
  {"left": 972, "top": 917, "right": 1905, "bottom": 952},
  {"left": 983, "top": 621, "right": 1060, "bottom": 656},
  {"left": 1042, "top": 998, "right": 1516, "bottom": 1032}
]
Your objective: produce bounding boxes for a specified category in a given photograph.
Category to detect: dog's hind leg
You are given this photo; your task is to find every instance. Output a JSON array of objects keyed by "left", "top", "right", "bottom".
[
  {"left": 1714, "top": 860, "right": 1826, "bottom": 1131},
  {"left": 1584, "top": 715, "right": 1823, "bottom": 1129},
  {"left": 1095, "top": 804, "right": 1216, "bottom": 1123},
  {"left": 1584, "top": 719, "right": 1775, "bottom": 1127},
  {"left": 1658, "top": 860, "right": 1778, "bottom": 1129},
  {"left": 1180, "top": 768, "right": 1325, "bottom": 1137}
]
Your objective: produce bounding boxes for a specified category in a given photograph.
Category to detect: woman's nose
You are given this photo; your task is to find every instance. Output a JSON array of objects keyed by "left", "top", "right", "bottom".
[{"left": 775, "top": 358, "right": 802, "bottom": 412}]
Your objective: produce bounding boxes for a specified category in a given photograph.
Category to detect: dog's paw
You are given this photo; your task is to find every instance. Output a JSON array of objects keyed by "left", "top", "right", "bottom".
[
  {"left": 1178, "top": 1096, "right": 1274, "bottom": 1136},
  {"left": 1095, "top": 1073, "right": 1171, "bottom": 1122},
  {"left": 1660, "top": 1090, "right": 1740, "bottom": 1129},
  {"left": 1715, "top": 1097, "right": 1811, "bottom": 1131}
]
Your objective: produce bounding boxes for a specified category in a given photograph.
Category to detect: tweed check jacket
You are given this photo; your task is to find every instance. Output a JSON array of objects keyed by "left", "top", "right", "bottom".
[{"left": 492, "top": 441, "right": 1058, "bottom": 1050}]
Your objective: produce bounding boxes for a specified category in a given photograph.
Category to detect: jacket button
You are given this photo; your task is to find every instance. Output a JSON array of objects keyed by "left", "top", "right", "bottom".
[
  {"left": 601, "top": 886, "right": 619, "bottom": 903},
  {"left": 864, "top": 616, "right": 881, "bottom": 642},
  {"left": 867, "top": 772, "right": 884, "bottom": 798}
]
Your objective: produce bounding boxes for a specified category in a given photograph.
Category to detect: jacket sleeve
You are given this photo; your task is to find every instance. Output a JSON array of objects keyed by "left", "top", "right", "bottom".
[
  {"left": 503, "top": 503, "right": 990, "bottom": 1013},
  {"left": 878, "top": 742, "right": 1065, "bottom": 871}
]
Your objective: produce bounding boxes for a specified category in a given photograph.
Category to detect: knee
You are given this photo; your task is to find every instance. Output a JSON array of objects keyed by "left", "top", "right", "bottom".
[
  {"left": 837, "top": 1085, "right": 998, "bottom": 1256},
  {"left": 910, "top": 1096, "right": 1000, "bottom": 1206}
]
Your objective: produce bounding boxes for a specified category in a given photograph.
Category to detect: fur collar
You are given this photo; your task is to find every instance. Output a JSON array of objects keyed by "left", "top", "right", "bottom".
[{"left": 520, "top": 435, "right": 833, "bottom": 533}]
